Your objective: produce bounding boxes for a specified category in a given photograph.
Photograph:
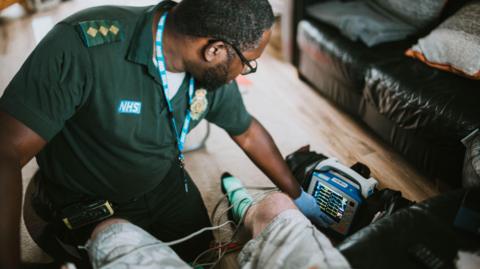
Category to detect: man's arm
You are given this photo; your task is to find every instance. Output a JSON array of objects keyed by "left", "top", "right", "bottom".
[
  {"left": 231, "top": 117, "right": 301, "bottom": 198},
  {"left": 0, "top": 111, "right": 46, "bottom": 269},
  {"left": 231, "top": 117, "right": 334, "bottom": 227}
]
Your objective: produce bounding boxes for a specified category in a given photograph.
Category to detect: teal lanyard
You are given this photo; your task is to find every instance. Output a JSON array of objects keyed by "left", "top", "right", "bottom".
[{"left": 155, "top": 12, "right": 194, "bottom": 192}]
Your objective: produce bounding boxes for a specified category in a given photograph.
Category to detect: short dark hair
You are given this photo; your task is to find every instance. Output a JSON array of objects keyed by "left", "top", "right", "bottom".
[{"left": 172, "top": 0, "right": 275, "bottom": 52}]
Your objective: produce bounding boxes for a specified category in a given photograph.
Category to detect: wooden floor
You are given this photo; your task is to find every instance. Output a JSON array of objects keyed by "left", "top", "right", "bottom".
[{"left": 0, "top": 0, "right": 439, "bottom": 265}]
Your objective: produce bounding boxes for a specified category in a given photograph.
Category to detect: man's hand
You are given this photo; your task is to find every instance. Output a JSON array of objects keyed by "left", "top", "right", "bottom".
[{"left": 293, "top": 190, "right": 334, "bottom": 228}]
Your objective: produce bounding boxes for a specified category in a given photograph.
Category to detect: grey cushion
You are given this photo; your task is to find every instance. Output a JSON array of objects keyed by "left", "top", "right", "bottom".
[
  {"left": 370, "top": 0, "right": 447, "bottom": 30},
  {"left": 408, "top": 0, "right": 480, "bottom": 79},
  {"left": 307, "top": 0, "right": 446, "bottom": 47}
]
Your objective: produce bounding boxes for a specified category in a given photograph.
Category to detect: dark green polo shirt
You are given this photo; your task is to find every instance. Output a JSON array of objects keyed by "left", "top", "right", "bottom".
[{"left": 0, "top": 1, "right": 252, "bottom": 203}]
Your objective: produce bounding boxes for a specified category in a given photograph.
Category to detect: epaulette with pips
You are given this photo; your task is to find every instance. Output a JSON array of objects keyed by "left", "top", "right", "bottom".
[{"left": 76, "top": 20, "right": 124, "bottom": 47}]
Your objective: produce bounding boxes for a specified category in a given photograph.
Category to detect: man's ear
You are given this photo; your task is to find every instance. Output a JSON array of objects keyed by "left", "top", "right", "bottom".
[{"left": 203, "top": 40, "right": 228, "bottom": 64}]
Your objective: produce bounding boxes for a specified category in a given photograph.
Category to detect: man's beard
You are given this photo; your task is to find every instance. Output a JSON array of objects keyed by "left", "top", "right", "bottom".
[{"left": 191, "top": 57, "right": 233, "bottom": 91}]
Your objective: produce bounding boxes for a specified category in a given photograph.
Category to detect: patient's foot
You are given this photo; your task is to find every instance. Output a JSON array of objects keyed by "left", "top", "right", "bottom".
[{"left": 221, "top": 173, "right": 254, "bottom": 224}]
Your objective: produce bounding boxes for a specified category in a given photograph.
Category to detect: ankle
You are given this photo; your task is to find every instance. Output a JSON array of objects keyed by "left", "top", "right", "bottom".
[{"left": 221, "top": 174, "right": 254, "bottom": 224}]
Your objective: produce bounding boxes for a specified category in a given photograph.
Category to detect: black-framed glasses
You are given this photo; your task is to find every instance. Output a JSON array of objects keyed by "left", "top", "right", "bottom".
[
  {"left": 227, "top": 43, "right": 258, "bottom": 75},
  {"left": 209, "top": 39, "right": 258, "bottom": 75}
]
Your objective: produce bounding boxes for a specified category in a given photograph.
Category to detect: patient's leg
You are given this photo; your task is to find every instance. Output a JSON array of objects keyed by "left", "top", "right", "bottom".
[
  {"left": 222, "top": 175, "right": 351, "bottom": 269},
  {"left": 86, "top": 218, "right": 191, "bottom": 269}
]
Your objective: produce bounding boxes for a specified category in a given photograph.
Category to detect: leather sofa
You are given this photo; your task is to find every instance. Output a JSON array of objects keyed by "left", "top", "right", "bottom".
[
  {"left": 338, "top": 187, "right": 480, "bottom": 269},
  {"left": 285, "top": 0, "right": 480, "bottom": 188}
]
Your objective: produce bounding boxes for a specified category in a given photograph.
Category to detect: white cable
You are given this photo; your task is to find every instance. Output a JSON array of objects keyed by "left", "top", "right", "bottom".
[{"left": 162, "top": 220, "right": 236, "bottom": 247}]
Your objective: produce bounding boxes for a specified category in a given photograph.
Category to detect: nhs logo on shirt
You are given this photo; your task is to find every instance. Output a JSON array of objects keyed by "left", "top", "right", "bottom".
[{"left": 118, "top": 100, "right": 142, "bottom": 114}]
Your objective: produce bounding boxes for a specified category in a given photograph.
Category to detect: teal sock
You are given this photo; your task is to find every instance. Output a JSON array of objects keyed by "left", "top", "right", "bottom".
[{"left": 222, "top": 175, "right": 253, "bottom": 223}]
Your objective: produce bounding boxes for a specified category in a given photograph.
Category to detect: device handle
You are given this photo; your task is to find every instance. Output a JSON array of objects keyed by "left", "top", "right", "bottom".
[{"left": 315, "top": 158, "right": 377, "bottom": 198}]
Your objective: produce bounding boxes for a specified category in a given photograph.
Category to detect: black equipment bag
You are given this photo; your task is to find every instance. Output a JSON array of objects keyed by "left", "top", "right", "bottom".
[{"left": 285, "top": 145, "right": 415, "bottom": 238}]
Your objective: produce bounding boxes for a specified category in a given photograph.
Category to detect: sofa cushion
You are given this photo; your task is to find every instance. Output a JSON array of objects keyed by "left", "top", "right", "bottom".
[
  {"left": 306, "top": 0, "right": 446, "bottom": 47},
  {"left": 364, "top": 58, "right": 480, "bottom": 142},
  {"left": 297, "top": 20, "right": 412, "bottom": 94},
  {"left": 370, "top": 0, "right": 447, "bottom": 30},
  {"left": 406, "top": 0, "right": 480, "bottom": 80},
  {"left": 306, "top": 0, "right": 415, "bottom": 47}
]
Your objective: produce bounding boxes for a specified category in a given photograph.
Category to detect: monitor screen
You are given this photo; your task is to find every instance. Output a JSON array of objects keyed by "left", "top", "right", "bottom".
[{"left": 313, "top": 181, "right": 348, "bottom": 223}]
